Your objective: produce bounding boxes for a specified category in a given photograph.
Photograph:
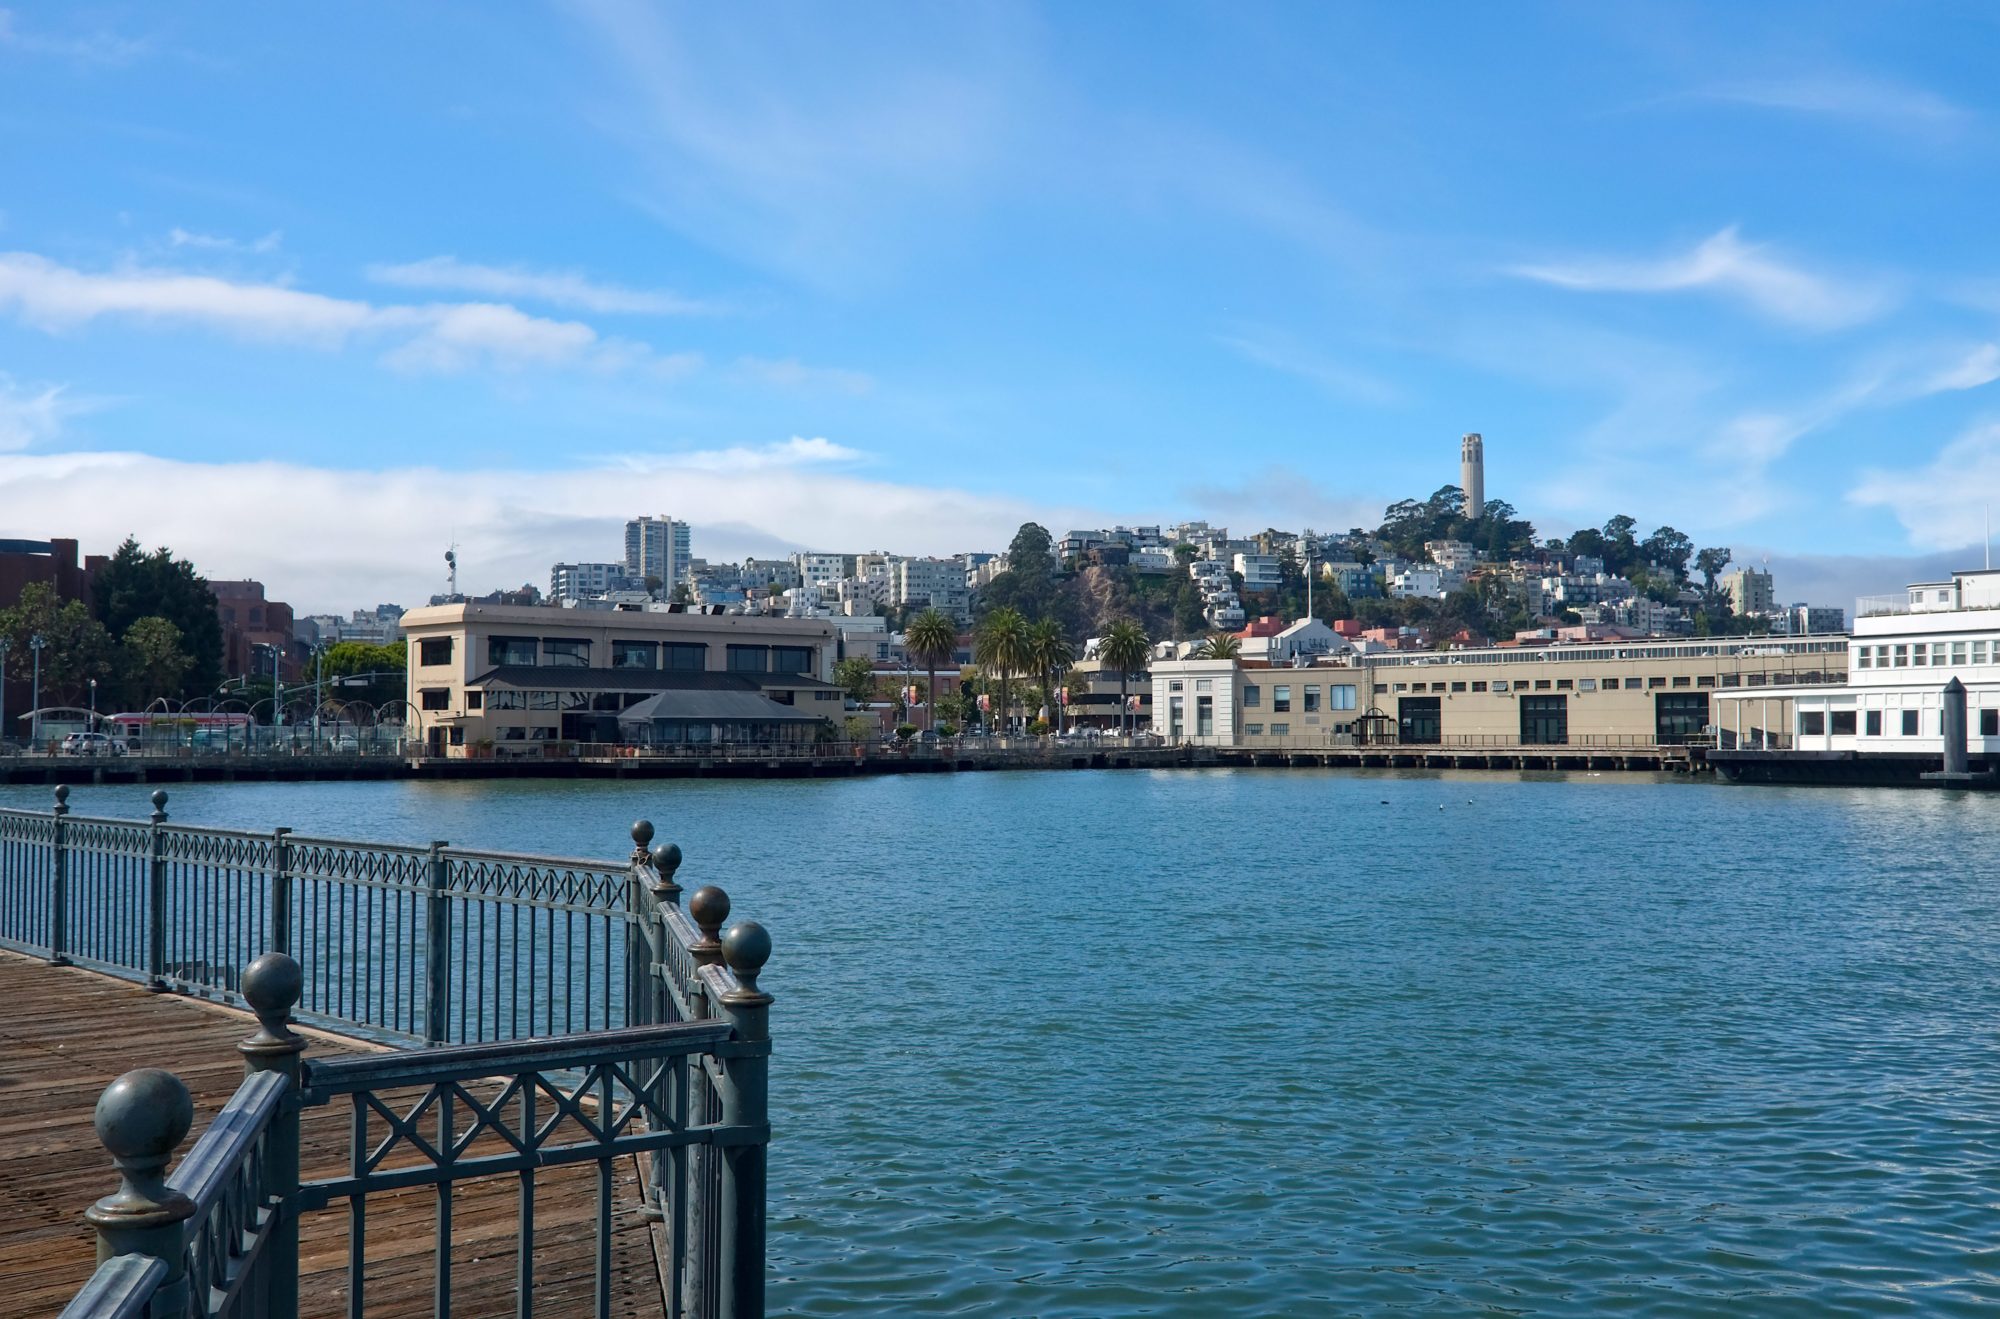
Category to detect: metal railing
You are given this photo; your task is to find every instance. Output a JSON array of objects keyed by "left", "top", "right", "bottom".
[{"left": 15, "top": 798, "right": 775, "bottom": 1318}]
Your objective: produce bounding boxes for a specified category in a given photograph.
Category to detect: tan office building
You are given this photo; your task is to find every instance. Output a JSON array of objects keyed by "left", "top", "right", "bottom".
[
  {"left": 1152, "top": 635, "right": 1846, "bottom": 749},
  {"left": 399, "top": 603, "right": 841, "bottom": 754}
]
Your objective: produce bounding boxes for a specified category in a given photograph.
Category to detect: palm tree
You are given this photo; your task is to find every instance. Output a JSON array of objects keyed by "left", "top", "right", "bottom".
[
  {"left": 904, "top": 608, "right": 958, "bottom": 732},
  {"left": 1027, "top": 618, "right": 1075, "bottom": 732},
  {"left": 1098, "top": 618, "right": 1150, "bottom": 736},
  {"left": 973, "top": 607, "right": 1033, "bottom": 735},
  {"left": 1190, "top": 631, "right": 1242, "bottom": 660}
]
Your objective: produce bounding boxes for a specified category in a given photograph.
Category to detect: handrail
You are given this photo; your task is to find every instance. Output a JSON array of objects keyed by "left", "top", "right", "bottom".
[
  {"left": 168, "top": 1069, "right": 288, "bottom": 1218},
  {"left": 57, "top": 1257, "right": 168, "bottom": 1319},
  {"left": 301, "top": 1019, "right": 734, "bottom": 1096}
]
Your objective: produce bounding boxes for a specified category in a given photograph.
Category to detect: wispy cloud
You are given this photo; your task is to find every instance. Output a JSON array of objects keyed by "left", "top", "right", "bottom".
[
  {"left": 0, "top": 250, "right": 688, "bottom": 375},
  {"left": 0, "top": 7, "right": 150, "bottom": 67},
  {"left": 728, "top": 357, "right": 873, "bottom": 395},
  {"left": 1507, "top": 226, "right": 1891, "bottom": 330},
  {"left": 1216, "top": 330, "right": 1398, "bottom": 407},
  {"left": 366, "top": 255, "right": 716, "bottom": 316},
  {"left": 0, "top": 374, "right": 99, "bottom": 451},
  {"left": 1685, "top": 74, "right": 1969, "bottom": 133},
  {"left": 169, "top": 227, "right": 282, "bottom": 255},
  {"left": 612, "top": 436, "right": 866, "bottom": 473},
  {"left": 1850, "top": 422, "right": 2000, "bottom": 550}
]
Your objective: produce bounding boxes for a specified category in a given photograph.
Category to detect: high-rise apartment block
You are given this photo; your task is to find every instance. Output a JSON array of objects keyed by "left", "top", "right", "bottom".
[
  {"left": 1722, "top": 567, "right": 1775, "bottom": 617},
  {"left": 624, "top": 516, "right": 691, "bottom": 589}
]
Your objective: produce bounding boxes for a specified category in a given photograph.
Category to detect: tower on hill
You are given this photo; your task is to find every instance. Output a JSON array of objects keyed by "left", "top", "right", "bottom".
[{"left": 1460, "top": 433, "right": 1485, "bottom": 517}]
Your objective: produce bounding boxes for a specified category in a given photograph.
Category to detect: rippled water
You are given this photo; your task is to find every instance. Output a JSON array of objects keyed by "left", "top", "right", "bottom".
[{"left": 12, "top": 771, "right": 2000, "bottom": 1316}]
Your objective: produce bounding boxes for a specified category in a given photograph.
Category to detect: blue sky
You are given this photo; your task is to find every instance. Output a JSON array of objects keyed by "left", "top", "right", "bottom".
[{"left": 3, "top": 2, "right": 1999, "bottom": 609}]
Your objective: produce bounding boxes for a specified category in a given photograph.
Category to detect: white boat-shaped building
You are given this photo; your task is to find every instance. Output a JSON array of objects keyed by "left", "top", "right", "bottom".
[{"left": 1711, "top": 567, "right": 2000, "bottom": 786}]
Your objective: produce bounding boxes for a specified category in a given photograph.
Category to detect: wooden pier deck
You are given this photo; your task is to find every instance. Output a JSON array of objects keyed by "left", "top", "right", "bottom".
[{"left": 0, "top": 951, "right": 669, "bottom": 1319}]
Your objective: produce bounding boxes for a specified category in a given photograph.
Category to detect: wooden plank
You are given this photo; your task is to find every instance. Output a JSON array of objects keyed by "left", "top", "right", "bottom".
[{"left": 0, "top": 951, "right": 667, "bottom": 1319}]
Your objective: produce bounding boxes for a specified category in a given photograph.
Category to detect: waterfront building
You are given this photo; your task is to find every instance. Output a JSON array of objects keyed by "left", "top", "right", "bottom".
[
  {"left": 399, "top": 602, "right": 839, "bottom": 755},
  {"left": 624, "top": 515, "right": 690, "bottom": 589},
  {"left": 1714, "top": 568, "right": 2000, "bottom": 776},
  {"left": 1151, "top": 631, "right": 1844, "bottom": 748}
]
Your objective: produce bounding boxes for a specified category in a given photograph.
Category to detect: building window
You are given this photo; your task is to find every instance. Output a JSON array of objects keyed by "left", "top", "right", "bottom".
[
  {"left": 662, "top": 642, "right": 707, "bottom": 671},
  {"left": 1983, "top": 709, "right": 1998, "bottom": 737},
  {"left": 1451, "top": 681, "right": 1467, "bottom": 693},
  {"left": 1647, "top": 677, "right": 1666, "bottom": 689},
  {"left": 1555, "top": 679, "right": 1573, "bottom": 690},
  {"left": 1696, "top": 676, "right": 1715, "bottom": 688},
  {"left": 1168, "top": 695, "right": 1184, "bottom": 738},
  {"left": 1471, "top": 681, "right": 1488, "bottom": 693},
  {"left": 772, "top": 646, "right": 815, "bottom": 675},
  {"left": 488, "top": 636, "right": 537, "bottom": 667},
  {"left": 1197, "top": 696, "right": 1213, "bottom": 736},
  {"left": 1625, "top": 678, "right": 1643, "bottom": 689},
  {"left": 1519, "top": 695, "right": 1567, "bottom": 745},
  {"left": 1857, "top": 648, "right": 1872, "bottom": 670},
  {"left": 1830, "top": 710, "right": 1857, "bottom": 736},
  {"left": 1304, "top": 686, "right": 1321, "bottom": 712},
  {"left": 612, "top": 641, "right": 658, "bottom": 670},
  {"left": 1243, "top": 685, "right": 1261, "bottom": 708},
  {"left": 1534, "top": 679, "right": 1551, "bottom": 691},
  {"left": 1243, "top": 723, "right": 1263, "bottom": 735},
  {"left": 466, "top": 691, "right": 483, "bottom": 711},
  {"left": 1901, "top": 709, "right": 1919, "bottom": 736},
  {"left": 488, "top": 690, "right": 526, "bottom": 710},
  {"left": 1800, "top": 711, "right": 1826, "bottom": 736},
  {"left": 1168, "top": 680, "right": 1184, "bottom": 693},
  {"left": 418, "top": 638, "right": 453, "bottom": 667},
  {"left": 1273, "top": 686, "right": 1291, "bottom": 713},
  {"left": 419, "top": 688, "right": 450, "bottom": 711},
  {"left": 1912, "top": 646, "right": 1927, "bottom": 668},
  {"left": 1329, "top": 685, "right": 1357, "bottom": 710},
  {"left": 1865, "top": 710, "right": 1882, "bottom": 736},
  {"left": 1671, "top": 676, "right": 1691, "bottom": 688},
  {"left": 727, "top": 645, "right": 769, "bottom": 672},
  {"left": 449, "top": 727, "right": 465, "bottom": 746},
  {"left": 1976, "top": 640, "right": 1991, "bottom": 665},
  {"left": 1493, "top": 680, "right": 1509, "bottom": 693},
  {"left": 1270, "top": 723, "right": 1290, "bottom": 736},
  {"left": 1196, "top": 678, "right": 1212, "bottom": 692},
  {"left": 543, "top": 639, "right": 590, "bottom": 667},
  {"left": 1893, "top": 645, "right": 1908, "bottom": 667}
]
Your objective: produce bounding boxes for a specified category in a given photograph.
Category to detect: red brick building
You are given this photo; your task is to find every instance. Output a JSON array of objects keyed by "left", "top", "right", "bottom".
[
  {"left": 212, "top": 580, "right": 303, "bottom": 680},
  {"left": 0, "top": 539, "right": 108, "bottom": 731}
]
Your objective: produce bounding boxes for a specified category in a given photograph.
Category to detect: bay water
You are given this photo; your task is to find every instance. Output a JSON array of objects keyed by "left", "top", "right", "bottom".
[{"left": 10, "top": 771, "right": 1999, "bottom": 1316}]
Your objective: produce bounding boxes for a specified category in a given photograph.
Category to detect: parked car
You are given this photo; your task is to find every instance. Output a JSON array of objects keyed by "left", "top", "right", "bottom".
[{"left": 60, "top": 732, "right": 128, "bottom": 757}]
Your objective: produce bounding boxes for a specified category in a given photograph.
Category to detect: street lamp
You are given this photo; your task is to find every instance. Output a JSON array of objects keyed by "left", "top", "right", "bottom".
[
  {"left": 88, "top": 678, "right": 97, "bottom": 729},
  {"left": 28, "top": 634, "right": 46, "bottom": 751}
]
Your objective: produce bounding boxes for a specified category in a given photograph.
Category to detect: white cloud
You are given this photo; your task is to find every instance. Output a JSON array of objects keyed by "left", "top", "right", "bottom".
[
  {"left": 1507, "top": 226, "right": 1890, "bottom": 330},
  {"left": 168, "top": 227, "right": 283, "bottom": 254},
  {"left": 1216, "top": 331, "right": 1399, "bottom": 407},
  {"left": 0, "top": 375, "right": 91, "bottom": 450},
  {"left": 0, "top": 250, "right": 694, "bottom": 375},
  {"left": 728, "top": 357, "right": 874, "bottom": 395},
  {"left": 1919, "top": 343, "right": 2000, "bottom": 395},
  {"left": 0, "top": 445, "right": 1110, "bottom": 612},
  {"left": 1850, "top": 423, "right": 2000, "bottom": 550},
  {"left": 1689, "top": 75, "right": 1968, "bottom": 132},
  {"left": 0, "top": 8, "right": 150, "bottom": 66},
  {"left": 366, "top": 256, "right": 715, "bottom": 316}
]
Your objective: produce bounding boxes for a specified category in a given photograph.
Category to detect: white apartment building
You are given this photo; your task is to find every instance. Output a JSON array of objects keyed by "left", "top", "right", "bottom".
[
  {"left": 741, "top": 558, "right": 801, "bottom": 590},
  {"left": 793, "top": 553, "right": 846, "bottom": 593},
  {"left": 1389, "top": 566, "right": 1447, "bottom": 600},
  {"left": 1723, "top": 567, "right": 1775, "bottom": 616},
  {"left": 892, "top": 557, "right": 971, "bottom": 620},
  {"left": 1424, "top": 540, "right": 1482, "bottom": 570},
  {"left": 1234, "top": 553, "right": 1283, "bottom": 593},
  {"left": 550, "top": 561, "right": 635, "bottom": 604},
  {"left": 625, "top": 516, "right": 690, "bottom": 588}
]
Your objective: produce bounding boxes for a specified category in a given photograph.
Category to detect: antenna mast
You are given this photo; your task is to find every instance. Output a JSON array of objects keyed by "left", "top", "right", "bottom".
[{"left": 445, "top": 544, "right": 459, "bottom": 599}]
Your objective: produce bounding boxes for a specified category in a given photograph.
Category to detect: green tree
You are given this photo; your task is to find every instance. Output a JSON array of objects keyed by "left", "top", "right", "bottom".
[
  {"left": 92, "top": 538, "right": 223, "bottom": 697},
  {"left": 119, "top": 616, "right": 193, "bottom": 706},
  {"left": 1695, "top": 546, "right": 1733, "bottom": 598},
  {"left": 1190, "top": 631, "right": 1242, "bottom": 659},
  {"left": 1027, "top": 617, "right": 1075, "bottom": 727},
  {"left": 1098, "top": 618, "right": 1150, "bottom": 735},
  {"left": 973, "top": 607, "right": 1033, "bottom": 734},
  {"left": 1007, "top": 523, "right": 1056, "bottom": 579},
  {"left": 833, "top": 656, "right": 878, "bottom": 705},
  {"left": 321, "top": 640, "right": 406, "bottom": 707},
  {"left": 0, "top": 582, "right": 115, "bottom": 711},
  {"left": 904, "top": 608, "right": 959, "bottom": 733},
  {"left": 1641, "top": 525, "right": 1695, "bottom": 580}
]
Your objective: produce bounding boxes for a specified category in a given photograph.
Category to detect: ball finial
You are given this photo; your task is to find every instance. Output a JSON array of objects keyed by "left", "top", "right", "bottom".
[
  {"left": 149, "top": 789, "right": 169, "bottom": 822},
  {"left": 687, "top": 885, "right": 729, "bottom": 962},
  {"left": 631, "top": 819, "right": 655, "bottom": 849},
  {"left": 53, "top": 784, "right": 69, "bottom": 815},
  {"left": 242, "top": 952, "right": 303, "bottom": 1019},
  {"left": 94, "top": 1069, "right": 194, "bottom": 1166},
  {"left": 651, "top": 841, "right": 682, "bottom": 879},
  {"left": 721, "top": 921, "right": 773, "bottom": 1004}
]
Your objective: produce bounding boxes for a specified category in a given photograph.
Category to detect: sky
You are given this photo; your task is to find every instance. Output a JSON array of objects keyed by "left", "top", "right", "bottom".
[{"left": 3, "top": 2, "right": 2000, "bottom": 612}]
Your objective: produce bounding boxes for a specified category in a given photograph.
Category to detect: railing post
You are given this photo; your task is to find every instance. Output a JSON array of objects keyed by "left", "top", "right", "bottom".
[
  {"left": 683, "top": 885, "right": 728, "bottom": 1319},
  {"left": 83, "top": 1068, "right": 197, "bottom": 1318},
  {"left": 716, "top": 922, "right": 772, "bottom": 1319},
  {"left": 146, "top": 791, "right": 168, "bottom": 992},
  {"left": 635, "top": 833, "right": 683, "bottom": 1228},
  {"left": 49, "top": 784, "right": 69, "bottom": 966},
  {"left": 625, "top": 821, "right": 658, "bottom": 1030},
  {"left": 269, "top": 828, "right": 294, "bottom": 957},
  {"left": 239, "top": 952, "right": 306, "bottom": 1318},
  {"left": 424, "top": 840, "right": 450, "bottom": 1046}
]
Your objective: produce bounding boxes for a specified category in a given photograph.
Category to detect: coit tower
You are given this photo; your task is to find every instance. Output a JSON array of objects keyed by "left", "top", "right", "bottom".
[{"left": 1460, "top": 432, "right": 1485, "bottom": 516}]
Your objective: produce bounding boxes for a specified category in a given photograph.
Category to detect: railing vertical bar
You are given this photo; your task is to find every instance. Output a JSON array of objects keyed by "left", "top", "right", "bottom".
[
  {"left": 47, "top": 788, "right": 67, "bottom": 966},
  {"left": 349, "top": 1096, "right": 368, "bottom": 1319},
  {"left": 517, "top": 1083, "right": 536, "bottom": 1319},
  {"left": 594, "top": 1156, "right": 613, "bottom": 1319},
  {"left": 425, "top": 842, "right": 449, "bottom": 1046},
  {"left": 147, "top": 792, "right": 167, "bottom": 991},
  {"left": 436, "top": 1086, "right": 454, "bottom": 1319}
]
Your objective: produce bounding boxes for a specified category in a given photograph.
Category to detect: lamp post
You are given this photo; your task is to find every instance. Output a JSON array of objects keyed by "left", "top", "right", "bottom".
[
  {"left": 28, "top": 633, "right": 45, "bottom": 751},
  {"left": 0, "top": 636, "right": 9, "bottom": 751},
  {"left": 88, "top": 678, "right": 97, "bottom": 729}
]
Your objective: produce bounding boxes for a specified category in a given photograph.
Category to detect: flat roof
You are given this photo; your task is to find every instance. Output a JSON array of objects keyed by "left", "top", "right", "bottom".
[
  {"left": 618, "top": 690, "right": 826, "bottom": 723},
  {"left": 400, "top": 601, "right": 834, "bottom": 635},
  {"left": 466, "top": 666, "right": 837, "bottom": 692}
]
